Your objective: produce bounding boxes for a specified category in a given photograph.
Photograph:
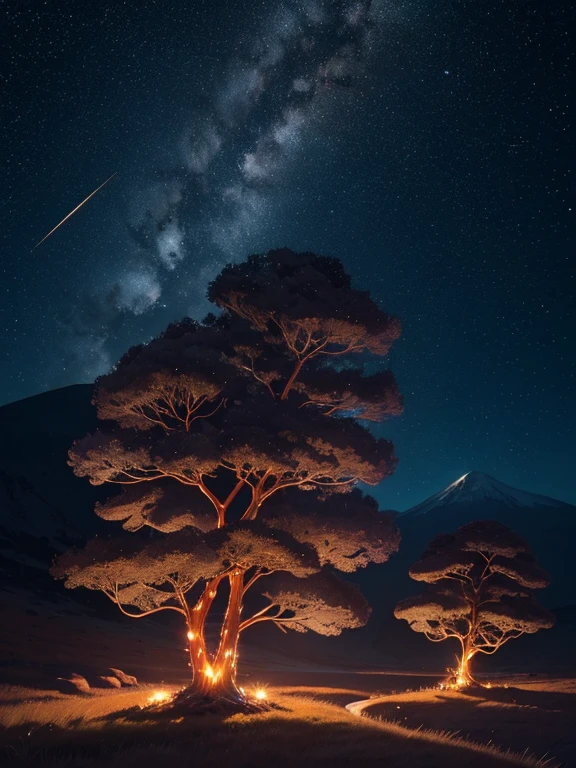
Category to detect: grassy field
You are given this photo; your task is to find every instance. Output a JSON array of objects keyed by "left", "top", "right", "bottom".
[
  {"left": 360, "top": 677, "right": 576, "bottom": 767},
  {"left": 0, "top": 681, "right": 562, "bottom": 768}
]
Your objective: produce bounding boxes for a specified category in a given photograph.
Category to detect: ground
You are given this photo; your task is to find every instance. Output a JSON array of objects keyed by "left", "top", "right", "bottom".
[
  {"left": 0, "top": 589, "right": 573, "bottom": 766},
  {"left": 0, "top": 673, "right": 571, "bottom": 767},
  {"left": 354, "top": 676, "right": 576, "bottom": 768}
]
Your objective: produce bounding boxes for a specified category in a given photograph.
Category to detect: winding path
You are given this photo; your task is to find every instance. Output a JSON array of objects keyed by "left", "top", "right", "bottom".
[{"left": 345, "top": 697, "right": 375, "bottom": 717}]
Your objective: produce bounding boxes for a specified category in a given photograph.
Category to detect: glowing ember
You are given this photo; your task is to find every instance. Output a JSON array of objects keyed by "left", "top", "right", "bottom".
[
  {"left": 254, "top": 687, "right": 267, "bottom": 701},
  {"left": 148, "top": 690, "right": 171, "bottom": 704}
]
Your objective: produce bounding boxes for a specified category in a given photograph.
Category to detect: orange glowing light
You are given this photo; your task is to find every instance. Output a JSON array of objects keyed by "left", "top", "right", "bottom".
[
  {"left": 148, "top": 690, "right": 171, "bottom": 705},
  {"left": 187, "top": 630, "right": 195, "bottom": 641},
  {"left": 204, "top": 664, "right": 221, "bottom": 682},
  {"left": 254, "top": 687, "right": 267, "bottom": 701}
]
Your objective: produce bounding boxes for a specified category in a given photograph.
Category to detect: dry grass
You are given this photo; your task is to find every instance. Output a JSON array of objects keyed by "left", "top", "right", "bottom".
[
  {"left": 361, "top": 679, "right": 576, "bottom": 768},
  {"left": 0, "top": 683, "right": 561, "bottom": 768},
  {"left": 0, "top": 684, "right": 180, "bottom": 730}
]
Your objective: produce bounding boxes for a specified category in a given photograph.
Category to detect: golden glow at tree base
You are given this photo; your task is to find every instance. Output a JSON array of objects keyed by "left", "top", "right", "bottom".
[{"left": 147, "top": 690, "right": 172, "bottom": 705}]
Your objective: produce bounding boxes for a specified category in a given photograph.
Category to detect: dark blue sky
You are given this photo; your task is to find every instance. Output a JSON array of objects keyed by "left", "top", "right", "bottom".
[{"left": 1, "top": 0, "right": 573, "bottom": 509}]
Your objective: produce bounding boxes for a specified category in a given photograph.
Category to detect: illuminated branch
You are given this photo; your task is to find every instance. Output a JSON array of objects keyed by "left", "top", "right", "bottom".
[
  {"left": 239, "top": 603, "right": 281, "bottom": 631},
  {"left": 110, "top": 585, "right": 187, "bottom": 618},
  {"left": 242, "top": 568, "right": 269, "bottom": 595},
  {"left": 223, "top": 478, "right": 246, "bottom": 511}
]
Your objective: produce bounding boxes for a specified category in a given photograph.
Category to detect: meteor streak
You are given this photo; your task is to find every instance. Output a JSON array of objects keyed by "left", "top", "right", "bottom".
[{"left": 34, "top": 173, "right": 117, "bottom": 248}]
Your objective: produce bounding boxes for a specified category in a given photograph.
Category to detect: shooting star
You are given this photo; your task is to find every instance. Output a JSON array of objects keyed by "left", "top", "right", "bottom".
[{"left": 34, "top": 173, "right": 117, "bottom": 248}]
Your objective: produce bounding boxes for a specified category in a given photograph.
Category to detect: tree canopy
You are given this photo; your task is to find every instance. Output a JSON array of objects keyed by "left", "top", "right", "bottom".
[{"left": 208, "top": 248, "right": 401, "bottom": 400}]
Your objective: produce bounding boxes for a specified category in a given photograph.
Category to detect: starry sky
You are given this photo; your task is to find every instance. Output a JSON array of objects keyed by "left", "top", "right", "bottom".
[{"left": 1, "top": 0, "right": 573, "bottom": 509}]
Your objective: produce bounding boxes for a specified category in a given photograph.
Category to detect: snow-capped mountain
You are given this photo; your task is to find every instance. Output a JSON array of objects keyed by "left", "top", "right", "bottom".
[
  {"left": 396, "top": 471, "right": 575, "bottom": 608},
  {"left": 402, "top": 471, "right": 571, "bottom": 517}
]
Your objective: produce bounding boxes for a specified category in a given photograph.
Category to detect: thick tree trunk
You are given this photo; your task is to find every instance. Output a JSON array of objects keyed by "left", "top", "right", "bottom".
[
  {"left": 152, "top": 573, "right": 269, "bottom": 714},
  {"left": 181, "top": 571, "right": 245, "bottom": 703}
]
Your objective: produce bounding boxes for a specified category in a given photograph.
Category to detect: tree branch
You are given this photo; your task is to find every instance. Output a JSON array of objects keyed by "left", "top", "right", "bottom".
[
  {"left": 239, "top": 603, "right": 281, "bottom": 631},
  {"left": 242, "top": 568, "right": 266, "bottom": 596}
]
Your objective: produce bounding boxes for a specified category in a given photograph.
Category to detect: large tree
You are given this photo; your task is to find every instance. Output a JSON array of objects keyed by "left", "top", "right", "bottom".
[
  {"left": 394, "top": 521, "right": 555, "bottom": 686},
  {"left": 52, "top": 248, "right": 402, "bottom": 708}
]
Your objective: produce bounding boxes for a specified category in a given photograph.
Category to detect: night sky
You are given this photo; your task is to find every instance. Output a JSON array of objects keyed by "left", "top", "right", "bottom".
[{"left": 1, "top": 1, "right": 573, "bottom": 509}]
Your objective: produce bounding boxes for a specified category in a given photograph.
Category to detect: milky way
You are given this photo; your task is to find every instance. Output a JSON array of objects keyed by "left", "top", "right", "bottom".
[
  {"left": 116, "top": 1, "right": 380, "bottom": 323},
  {"left": 52, "top": 0, "right": 388, "bottom": 383}
]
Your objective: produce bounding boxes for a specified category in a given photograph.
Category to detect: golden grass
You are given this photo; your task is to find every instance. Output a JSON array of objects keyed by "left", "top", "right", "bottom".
[
  {"left": 360, "top": 682, "right": 574, "bottom": 768},
  {"left": 0, "top": 684, "right": 560, "bottom": 767},
  {"left": 0, "top": 684, "right": 180, "bottom": 730}
]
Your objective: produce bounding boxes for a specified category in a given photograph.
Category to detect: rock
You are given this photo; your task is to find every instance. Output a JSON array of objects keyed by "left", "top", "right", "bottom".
[
  {"left": 56, "top": 672, "right": 91, "bottom": 694},
  {"left": 96, "top": 675, "right": 122, "bottom": 688},
  {"left": 109, "top": 667, "right": 138, "bottom": 686}
]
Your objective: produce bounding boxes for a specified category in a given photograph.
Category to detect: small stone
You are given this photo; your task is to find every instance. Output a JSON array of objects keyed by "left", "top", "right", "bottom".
[{"left": 109, "top": 667, "right": 138, "bottom": 686}]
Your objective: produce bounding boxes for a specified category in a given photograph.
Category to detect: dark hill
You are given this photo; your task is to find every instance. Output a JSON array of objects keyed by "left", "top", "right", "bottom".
[{"left": 0, "top": 384, "right": 102, "bottom": 581}]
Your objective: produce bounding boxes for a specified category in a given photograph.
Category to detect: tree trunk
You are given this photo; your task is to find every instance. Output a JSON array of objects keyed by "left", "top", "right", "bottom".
[
  {"left": 212, "top": 570, "right": 244, "bottom": 699},
  {"left": 184, "top": 575, "right": 224, "bottom": 694},
  {"left": 152, "top": 572, "right": 269, "bottom": 714},
  {"left": 186, "top": 619, "right": 208, "bottom": 687},
  {"left": 181, "top": 571, "right": 245, "bottom": 702},
  {"left": 455, "top": 646, "right": 476, "bottom": 686}
]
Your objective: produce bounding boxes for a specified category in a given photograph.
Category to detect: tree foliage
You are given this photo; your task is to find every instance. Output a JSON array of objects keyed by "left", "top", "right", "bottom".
[
  {"left": 259, "top": 571, "right": 371, "bottom": 636},
  {"left": 53, "top": 248, "right": 402, "bottom": 703},
  {"left": 394, "top": 521, "right": 554, "bottom": 684},
  {"left": 266, "top": 488, "right": 400, "bottom": 572},
  {"left": 208, "top": 248, "right": 401, "bottom": 400}
]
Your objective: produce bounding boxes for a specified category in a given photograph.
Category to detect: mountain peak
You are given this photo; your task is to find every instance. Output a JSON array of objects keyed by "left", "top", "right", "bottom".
[
  {"left": 449, "top": 471, "right": 502, "bottom": 493},
  {"left": 402, "top": 471, "right": 570, "bottom": 517},
  {"left": 452, "top": 470, "right": 494, "bottom": 484}
]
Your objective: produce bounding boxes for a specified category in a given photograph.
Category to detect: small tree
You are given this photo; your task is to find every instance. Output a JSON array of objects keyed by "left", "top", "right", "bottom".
[
  {"left": 394, "top": 521, "right": 554, "bottom": 685},
  {"left": 53, "top": 249, "right": 402, "bottom": 708}
]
